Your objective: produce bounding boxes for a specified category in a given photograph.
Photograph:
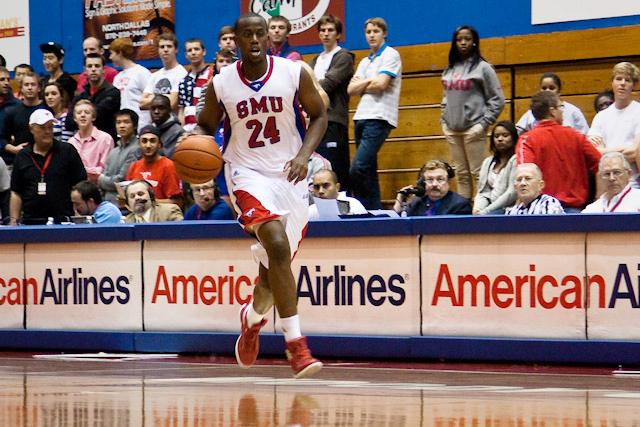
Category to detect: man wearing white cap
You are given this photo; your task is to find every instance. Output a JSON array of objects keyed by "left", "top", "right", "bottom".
[{"left": 9, "top": 110, "right": 86, "bottom": 225}]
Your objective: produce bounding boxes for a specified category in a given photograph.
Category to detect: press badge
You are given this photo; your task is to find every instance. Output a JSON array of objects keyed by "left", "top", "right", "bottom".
[{"left": 37, "top": 181, "right": 47, "bottom": 195}]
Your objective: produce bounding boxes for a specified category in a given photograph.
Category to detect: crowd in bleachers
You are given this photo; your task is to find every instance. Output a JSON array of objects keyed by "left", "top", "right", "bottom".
[{"left": 1, "top": 15, "right": 639, "bottom": 226}]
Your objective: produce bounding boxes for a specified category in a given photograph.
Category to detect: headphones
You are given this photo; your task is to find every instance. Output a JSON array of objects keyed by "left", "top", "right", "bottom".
[
  {"left": 419, "top": 160, "right": 455, "bottom": 181},
  {"left": 125, "top": 179, "right": 156, "bottom": 203}
]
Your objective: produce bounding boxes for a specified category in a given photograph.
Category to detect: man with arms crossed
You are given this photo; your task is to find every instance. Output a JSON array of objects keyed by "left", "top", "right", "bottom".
[{"left": 198, "top": 13, "right": 327, "bottom": 378}]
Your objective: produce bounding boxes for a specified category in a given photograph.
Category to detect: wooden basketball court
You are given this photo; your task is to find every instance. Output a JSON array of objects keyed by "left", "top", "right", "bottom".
[{"left": 0, "top": 352, "right": 638, "bottom": 426}]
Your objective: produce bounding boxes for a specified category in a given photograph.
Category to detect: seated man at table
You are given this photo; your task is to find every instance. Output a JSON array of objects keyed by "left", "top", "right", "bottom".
[
  {"left": 70, "top": 180, "right": 122, "bottom": 224},
  {"left": 123, "top": 179, "right": 182, "bottom": 223},
  {"left": 308, "top": 169, "right": 367, "bottom": 219},
  {"left": 393, "top": 160, "right": 471, "bottom": 216},
  {"left": 505, "top": 163, "right": 565, "bottom": 215},
  {"left": 583, "top": 152, "right": 640, "bottom": 213},
  {"left": 184, "top": 179, "right": 234, "bottom": 220}
]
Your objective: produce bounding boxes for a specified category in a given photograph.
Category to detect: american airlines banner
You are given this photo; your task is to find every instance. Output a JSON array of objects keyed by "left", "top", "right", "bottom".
[
  {"left": 24, "top": 242, "right": 143, "bottom": 330},
  {"left": 83, "top": 0, "right": 176, "bottom": 60},
  {"left": 0, "top": 244, "right": 26, "bottom": 329},
  {"left": 241, "top": 0, "right": 346, "bottom": 46}
]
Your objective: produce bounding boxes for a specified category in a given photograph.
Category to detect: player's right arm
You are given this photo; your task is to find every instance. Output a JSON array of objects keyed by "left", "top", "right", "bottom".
[{"left": 196, "top": 80, "right": 223, "bottom": 136}]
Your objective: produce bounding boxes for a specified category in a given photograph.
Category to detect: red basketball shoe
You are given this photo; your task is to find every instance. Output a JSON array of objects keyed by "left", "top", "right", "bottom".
[
  {"left": 285, "top": 336, "right": 323, "bottom": 378},
  {"left": 235, "top": 303, "right": 267, "bottom": 368}
]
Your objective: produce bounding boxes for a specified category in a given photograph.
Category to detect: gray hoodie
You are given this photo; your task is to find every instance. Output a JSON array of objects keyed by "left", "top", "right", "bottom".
[{"left": 441, "top": 58, "right": 504, "bottom": 131}]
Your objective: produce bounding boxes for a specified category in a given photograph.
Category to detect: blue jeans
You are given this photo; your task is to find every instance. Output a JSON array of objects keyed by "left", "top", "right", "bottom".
[{"left": 350, "top": 119, "right": 392, "bottom": 209}]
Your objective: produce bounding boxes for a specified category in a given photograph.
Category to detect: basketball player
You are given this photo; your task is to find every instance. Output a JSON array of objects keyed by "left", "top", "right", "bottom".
[{"left": 198, "top": 13, "right": 328, "bottom": 378}]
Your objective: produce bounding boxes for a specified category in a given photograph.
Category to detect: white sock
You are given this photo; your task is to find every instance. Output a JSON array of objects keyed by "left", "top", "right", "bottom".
[
  {"left": 280, "top": 315, "right": 302, "bottom": 342},
  {"left": 246, "top": 303, "right": 265, "bottom": 327}
]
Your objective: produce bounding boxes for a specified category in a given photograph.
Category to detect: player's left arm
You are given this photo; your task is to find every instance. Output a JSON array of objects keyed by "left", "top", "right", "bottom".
[{"left": 284, "top": 66, "right": 328, "bottom": 183}]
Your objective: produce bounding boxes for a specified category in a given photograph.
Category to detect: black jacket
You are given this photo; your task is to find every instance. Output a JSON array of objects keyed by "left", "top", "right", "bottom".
[
  {"left": 66, "top": 80, "right": 121, "bottom": 141},
  {"left": 310, "top": 48, "right": 354, "bottom": 127}
]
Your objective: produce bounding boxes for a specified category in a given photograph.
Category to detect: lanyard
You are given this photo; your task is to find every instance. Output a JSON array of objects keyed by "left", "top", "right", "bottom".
[
  {"left": 606, "top": 187, "right": 632, "bottom": 212},
  {"left": 29, "top": 151, "right": 53, "bottom": 181}
]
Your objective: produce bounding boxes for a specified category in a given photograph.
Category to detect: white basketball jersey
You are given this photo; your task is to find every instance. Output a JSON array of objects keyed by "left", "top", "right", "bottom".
[{"left": 212, "top": 56, "right": 305, "bottom": 176}]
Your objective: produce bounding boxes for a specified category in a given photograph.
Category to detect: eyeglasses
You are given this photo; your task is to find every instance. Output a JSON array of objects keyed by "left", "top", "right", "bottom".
[
  {"left": 425, "top": 177, "right": 447, "bottom": 184},
  {"left": 600, "top": 169, "right": 626, "bottom": 179}
]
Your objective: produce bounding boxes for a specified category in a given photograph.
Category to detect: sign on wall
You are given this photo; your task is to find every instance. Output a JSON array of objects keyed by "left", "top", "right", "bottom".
[
  {"left": 25, "top": 242, "right": 143, "bottom": 330},
  {"left": 532, "top": 0, "right": 640, "bottom": 25},
  {"left": 241, "top": 0, "right": 346, "bottom": 46},
  {"left": 422, "top": 233, "right": 587, "bottom": 338},
  {"left": 83, "top": 0, "right": 176, "bottom": 60},
  {"left": 0, "top": 2, "right": 30, "bottom": 69},
  {"left": 0, "top": 244, "right": 26, "bottom": 329}
]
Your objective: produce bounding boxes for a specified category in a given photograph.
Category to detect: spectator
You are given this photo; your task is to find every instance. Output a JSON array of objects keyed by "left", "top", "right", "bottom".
[
  {"left": 267, "top": 16, "right": 302, "bottom": 60},
  {"left": 309, "top": 169, "right": 367, "bottom": 219},
  {"left": 516, "top": 91, "right": 601, "bottom": 212},
  {"left": 194, "top": 49, "right": 235, "bottom": 118},
  {"left": 123, "top": 179, "right": 183, "bottom": 223},
  {"left": 126, "top": 125, "right": 182, "bottom": 205},
  {"left": 394, "top": 160, "right": 471, "bottom": 216},
  {"left": 12, "top": 63, "right": 33, "bottom": 100},
  {"left": 39, "top": 41, "right": 76, "bottom": 102},
  {"left": 184, "top": 180, "right": 233, "bottom": 220},
  {"left": 76, "top": 37, "right": 118, "bottom": 92},
  {"left": 178, "top": 38, "right": 214, "bottom": 131},
  {"left": 310, "top": 15, "right": 354, "bottom": 194},
  {"left": 1, "top": 72, "right": 49, "bottom": 168},
  {"left": 110, "top": 37, "right": 152, "bottom": 130},
  {"left": 593, "top": 90, "right": 614, "bottom": 114},
  {"left": 149, "top": 94, "right": 184, "bottom": 159},
  {"left": 441, "top": 25, "right": 504, "bottom": 200},
  {"left": 43, "top": 81, "right": 72, "bottom": 143},
  {"left": 140, "top": 33, "right": 188, "bottom": 112},
  {"left": 505, "top": 163, "right": 565, "bottom": 215},
  {"left": 68, "top": 100, "right": 114, "bottom": 180},
  {"left": 0, "top": 157, "right": 9, "bottom": 222},
  {"left": 67, "top": 53, "right": 121, "bottom": 141},
  {"left": 588, "top": 62, "right": 640, "bottom": 185},
  {"left": 0, "top": 66, "right": 19, "bottom": 153},
  {"left": 306, "top": 152, "right": 332, "bottom": 189},
  {"left": 71, "top": 180, "right": 122, "bottom": 224},
  {"left": 218, "top": 25, "right": 237, "bottom": 57},
  {"left": 583, "top": 152, "right": 640, "bottom": 213},
  {"left": 473, "top": 120, "right": 518, "bottom": 215},
  {"left": 516, "top": 73, "right": 589, "bottom": 134},
  {"left": 347, "top": 17, "right": 402, "bottom": 209},
  {"left": 9, "top": 110, "right": 86, "bottom": 225},
  {"left": 98, "top": 109, "right": 139, "bottom": 205}
]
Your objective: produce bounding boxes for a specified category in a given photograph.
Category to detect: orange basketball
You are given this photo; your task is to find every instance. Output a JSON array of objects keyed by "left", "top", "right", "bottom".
[{"left": 173, "top": 135, "right": 223, "bottom": 184}]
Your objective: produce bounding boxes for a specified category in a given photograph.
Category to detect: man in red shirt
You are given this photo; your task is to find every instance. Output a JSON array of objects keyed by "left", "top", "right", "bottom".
[
  {"left": 516, "top": 91, "right": 601, "bottom": 212},
  {"left": 126, "top": 125, "right": 182, "bottom": 206}
]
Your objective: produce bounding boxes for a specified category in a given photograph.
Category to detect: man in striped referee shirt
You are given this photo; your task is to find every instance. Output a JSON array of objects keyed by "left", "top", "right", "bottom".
[{"left": 505, "top": 163, "right": 565, "bottom": 215}]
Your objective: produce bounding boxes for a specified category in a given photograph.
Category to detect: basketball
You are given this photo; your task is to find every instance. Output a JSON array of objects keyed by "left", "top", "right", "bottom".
[{"left": 173, "top": 135, "right": 223, "bottom": 184}]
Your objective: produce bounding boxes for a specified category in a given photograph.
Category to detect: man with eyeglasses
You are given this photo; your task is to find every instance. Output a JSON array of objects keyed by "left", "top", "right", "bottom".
[
  {"left": 394, "top": 159, "right": 471, "bottom": 216},
  {"left": 583, "top": 152, "right": 640, "bottom": 213},
  {"left": 517, "top": 91, "right": 601, "bottom": 212},
  {"left": 184, "top": 179, "right": 234, "bottom": 220}
]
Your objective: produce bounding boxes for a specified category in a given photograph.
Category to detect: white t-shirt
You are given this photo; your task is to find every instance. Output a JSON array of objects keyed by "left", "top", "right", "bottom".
[
  {"left": 309, "top": 192, "right": 368, "bottom": 220},
  {"left": 114, "top": 64, "right": 152, "bottom": 130},
  {"left": 144, "top": 64, "right": 188, "bottom": 97},
  {"left": 313, "top": 46, "right": 341, "bottom": 80},
  {"left": 582, "top": 185, "right": 640, "bottom": 213},
  {"left": 588, "top": 100, "right": 640, "bottom": 149},
  {"left": 352, "top": 44, "right": 402, "bottom": 128}
]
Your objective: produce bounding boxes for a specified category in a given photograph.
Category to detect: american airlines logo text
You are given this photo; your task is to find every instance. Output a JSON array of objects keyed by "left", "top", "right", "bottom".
[
  {"left": 0, "top": 268, "right": 130, "bottom": 305},
  {"left": 149, "top": 265, "right": 407, "bottom": 307},
  {"left": 431, "top": 263, "right": 640, "bottom": 309}
]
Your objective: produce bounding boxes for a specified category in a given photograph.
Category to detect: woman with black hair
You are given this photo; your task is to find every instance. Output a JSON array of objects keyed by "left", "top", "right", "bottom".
[
  {"left": 516, "top": 72, "right": 589, "bottom": 134},
  {"left": 441, "top": 25, "right": 504, "bottom": 200},
  {"left": 473, "top": 120, "right": 518, "bottom": 215}
]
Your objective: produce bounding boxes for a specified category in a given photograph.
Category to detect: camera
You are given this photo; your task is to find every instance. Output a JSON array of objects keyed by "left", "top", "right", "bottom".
[{"left": 398, "top": 177, "right": 426, "bottom": 198}]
